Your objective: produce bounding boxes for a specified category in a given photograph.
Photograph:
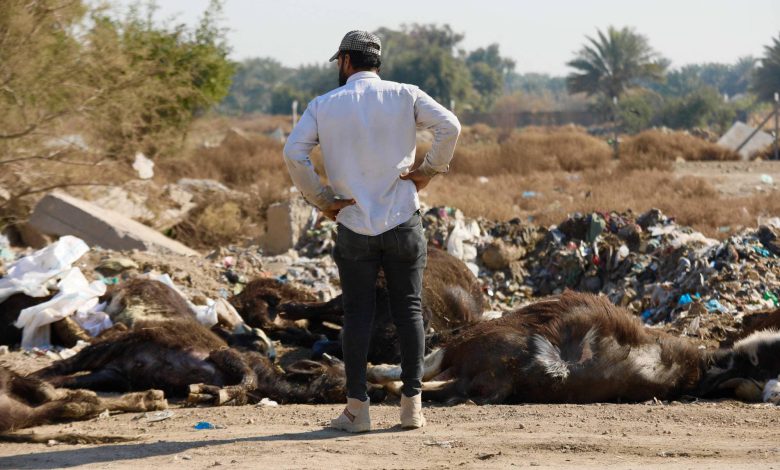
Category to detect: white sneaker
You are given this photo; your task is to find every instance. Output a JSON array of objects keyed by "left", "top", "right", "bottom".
[
  {"left": 400, "top": 393, "right": 426, "bottom": 429},
  {"left": 330, "top": 397, "right": 371, "bottom": 433}
]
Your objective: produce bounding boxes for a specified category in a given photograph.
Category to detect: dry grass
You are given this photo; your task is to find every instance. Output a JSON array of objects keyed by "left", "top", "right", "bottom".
[
  {"left": 618, "top": 130, "right": 740, "bottom": 171},
  {"left": 449, "top": 125, "right": 612, "bottom": 176},
  {"left": 150, "top": 117, "right": 777, "bottom": 244},
  {"left": 423, "top": 169, "right": 780, "bottom": 237}
]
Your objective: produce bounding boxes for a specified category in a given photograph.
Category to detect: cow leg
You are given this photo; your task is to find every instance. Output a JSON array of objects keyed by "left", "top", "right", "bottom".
[
  {"left": 9, "top": 374, "right": 59, "bottom": 405},
  {"left": 367, "top": 348, "right": 446, "bottom": 384},
  {"left": 99, "top": 390, "right": 168, "bottom": 412},
  {"left": 188, "top": 349, "right": 257, "bottom": 406},
  {"left": 46, "top": 368, "right": 131, "bottom": 393},
  {"left": 278, "top": 297, "right": 345, "bottom": 324}
]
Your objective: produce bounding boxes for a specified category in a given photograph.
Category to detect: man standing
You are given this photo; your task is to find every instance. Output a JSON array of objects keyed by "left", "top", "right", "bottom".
[{"left": 283, "top": 30, "right": 460, "bottom": 432}]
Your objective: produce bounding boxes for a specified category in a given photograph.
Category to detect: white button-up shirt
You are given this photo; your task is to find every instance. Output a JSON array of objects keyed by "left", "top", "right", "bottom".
[{"left": 283, "top": 71, "right": 461, "bottom": 236}]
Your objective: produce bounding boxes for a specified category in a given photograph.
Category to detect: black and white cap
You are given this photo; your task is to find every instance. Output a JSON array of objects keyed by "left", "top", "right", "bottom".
[{"left": 329, "top": 30, "right": 381, "bottom": 62}]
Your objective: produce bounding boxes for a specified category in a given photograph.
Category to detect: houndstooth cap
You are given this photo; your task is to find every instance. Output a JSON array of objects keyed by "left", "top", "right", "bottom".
[{"left": 329, "top": 30, "right": 381, "bottom": 62}]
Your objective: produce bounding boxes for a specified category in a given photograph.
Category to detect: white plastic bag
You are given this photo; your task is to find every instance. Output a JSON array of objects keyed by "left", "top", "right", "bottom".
[
  {"left": 0, "top": 235, "right": 89, "bottom": 303},
  {"left": 14, "top": 267, "right": 106, "bottom": 348}
]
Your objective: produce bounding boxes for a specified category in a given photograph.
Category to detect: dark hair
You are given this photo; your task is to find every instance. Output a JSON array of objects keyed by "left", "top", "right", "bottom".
[{"left": 340, "top": 50, "right": 381, "bottom": 70}]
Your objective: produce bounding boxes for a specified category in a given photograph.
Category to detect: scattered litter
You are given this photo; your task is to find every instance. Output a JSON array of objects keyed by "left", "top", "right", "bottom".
[
  {"left": 424, "top": 440, "right": 462, "bottom": 448},
  {"left": 0, "top": 235, "right": 89, "bottom": 303},
  {"left": 193, "top": 421, "right": 225, "bottom": 430},
  {"left": 760, "top": 174, "right": 774, "bottom": 185},
  {"left": 132, "top": 152, "right": 155, "bottom": 180},
  {"left": 146, "top": 410, "right": 175, "bottom": 422},
  {"left": 97, "top": 409, "right": 110, "bottom": 420},
  {"left": 521, "top": 191, "right": 537, "bottom": 199},
  {"left": 14, "top": 267, "right": 107, "bottom": 348},
  {"left": 257, "top": 398, "right": 279, "bottom": 407},
  {"left": 0, "top": 345, "right": 8, "bottom": 356}
]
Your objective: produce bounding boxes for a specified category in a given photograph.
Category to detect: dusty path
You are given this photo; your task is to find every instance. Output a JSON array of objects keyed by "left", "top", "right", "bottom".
[
  {"left": 1, "top": 400, "right": 778, "bottom": 469},
  {"left": 675, "top": 160, "right": 780, "bottom": 198}
]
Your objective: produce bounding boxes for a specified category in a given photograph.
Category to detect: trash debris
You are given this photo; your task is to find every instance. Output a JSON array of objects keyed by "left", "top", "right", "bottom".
[
  {"left": 132, "top": 152, "right": 155, "bottom": 180},
  {"left": 760, "top": 174, "right": 774, "bottom": 185},
  {"left": 257, "top": 398, "right": 279, "bottom": 407},
  {"left": 194, "top": 421, "right": 216, "bottom": 430},
  {"left": 14, "top": 267, "right": 108, "bottom": 348},
  {"left": 0, "top": 235, "right": 89, "bottom": 303},
  {"left": 146, "top": 410, "right": 175, "bottom": 422}
]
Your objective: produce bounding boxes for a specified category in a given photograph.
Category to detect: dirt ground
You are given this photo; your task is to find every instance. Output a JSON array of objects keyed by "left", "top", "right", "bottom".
[
  {"left": 675, "top": 160, "right": 780, "bottom": 198},
  {"left": 1, "top": 398, "right": 779, "bottom": 469}
]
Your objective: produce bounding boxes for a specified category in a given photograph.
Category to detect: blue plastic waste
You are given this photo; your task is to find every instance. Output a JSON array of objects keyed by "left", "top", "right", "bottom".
[
  {"left": 194, "top": 421, "right": 216, "bottom": 430},
  {"left": 704, "top": 299, "right": 728, "bottom": 313},
  {"left": 678, "top": 293, "right": 701, "bottom": 306}
]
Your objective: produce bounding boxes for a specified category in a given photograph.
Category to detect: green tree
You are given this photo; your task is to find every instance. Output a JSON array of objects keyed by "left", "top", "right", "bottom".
[
  {"left": 466, "top": 44, "right": 515, "bottom": 111},
  {"left": 219, "top": 58, "right": 287, "bottom": 114},
  {"left": 566, "top": 26, "right": 666, "bottom": 99},
  {"left": 660, "top": 87, "right": 735, "bottom": 132},
  {"left": 376, "top": 24, "right": 474, "bottom": 109},
  {"left": 753, "top": 33, "right": 780, "bottom": 102},
  {"left": 92, "top": 0, "right": 235, "bottom": 157}
]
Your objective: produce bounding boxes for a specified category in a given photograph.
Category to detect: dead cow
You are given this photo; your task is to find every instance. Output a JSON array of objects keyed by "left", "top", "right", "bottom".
[
  {"left": 33, "top": 279, "right": 372, "bottom": 406},
  {"left": 368, "top": 291, "right": 780, "bottom": 404},
  {"left": 0, "top": 365, "right": 166, "bottom": 443},
  {"left": 277, "top": 245, "right": 484, "bottom": 363}
]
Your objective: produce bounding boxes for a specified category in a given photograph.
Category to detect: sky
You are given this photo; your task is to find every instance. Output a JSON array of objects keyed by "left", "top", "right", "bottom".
[{"left": 115, "top": 0, "right": 780, "bottom": 75}]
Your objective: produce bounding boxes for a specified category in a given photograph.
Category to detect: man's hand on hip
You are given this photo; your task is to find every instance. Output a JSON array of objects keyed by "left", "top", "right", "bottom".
[
  {"left": 322, "top": 198, "right": 356, "bottom": 221},
  {"left": 400, "top": 170, "right": 433, "bottom": 192}
]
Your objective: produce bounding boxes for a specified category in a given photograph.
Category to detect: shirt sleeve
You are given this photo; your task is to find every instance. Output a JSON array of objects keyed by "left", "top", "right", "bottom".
[
  {"left": 413, "top": 89, "right": 462, "bottom": 177},
  {"left": 282, "top": 100, "right": 336, "bottom": 210}
]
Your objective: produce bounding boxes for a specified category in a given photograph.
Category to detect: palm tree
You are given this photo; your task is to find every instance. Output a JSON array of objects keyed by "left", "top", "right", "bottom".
[
  {"left": 566, "top": 26, "right": 666, "bottom": 99},
  {"left": 753, "top": 33, "right": 780, "bottom": 102}
]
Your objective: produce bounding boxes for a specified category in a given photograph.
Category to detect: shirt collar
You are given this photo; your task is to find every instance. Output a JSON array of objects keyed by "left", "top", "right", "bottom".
[{"left": 346, "top": 71, "right": 380, "bottom": 84}]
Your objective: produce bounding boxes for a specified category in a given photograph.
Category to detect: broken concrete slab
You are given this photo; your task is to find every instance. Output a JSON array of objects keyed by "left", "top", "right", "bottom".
[
  {"left": 261, "top": 197, "right": 316, "bottom": 256},
  {"left": 29, "top": 192, "right": 199, "bottom": 256},
  {"left": 717, "top": 121, "right": 774, "bottom": 160}
]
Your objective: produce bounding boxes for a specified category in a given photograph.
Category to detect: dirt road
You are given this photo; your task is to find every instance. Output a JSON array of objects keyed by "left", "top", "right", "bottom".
[{"left": 1, "top": 399, "right": 778, "bottom": 469}]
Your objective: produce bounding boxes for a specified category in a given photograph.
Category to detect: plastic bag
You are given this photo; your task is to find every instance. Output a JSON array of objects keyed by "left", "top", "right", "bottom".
[
  {"left": 0, "top": 235, "right": 89, "bottom": 303},
  {"left": 14, "top": 267, "right": 106, "bottom": 348}
]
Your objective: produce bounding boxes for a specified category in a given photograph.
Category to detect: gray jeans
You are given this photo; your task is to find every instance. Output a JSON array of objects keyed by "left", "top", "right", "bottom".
[{"left": 332, "top": 211, "right": 427, "bottom": 401}]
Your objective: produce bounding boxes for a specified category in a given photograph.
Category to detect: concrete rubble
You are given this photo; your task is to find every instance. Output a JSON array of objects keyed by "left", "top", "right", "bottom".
[
  {"left": 29, "top": 192, "right": 199, "bottom": 256},
  {"left": 717, "top": 121, "right": 775, "bottom": 160}
]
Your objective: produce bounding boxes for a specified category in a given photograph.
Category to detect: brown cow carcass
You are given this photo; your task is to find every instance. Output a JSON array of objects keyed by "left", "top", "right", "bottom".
[
  {"left": 274, "top": 245, "right": 485, "bottom": 363},
  {"left": 33, "top": 279, "right": 376, "bottom": 406},
  {"left": 0, "top": 365, "right": 166, "bottom": 443},
  {"left": 368, "top": 291, "right": 780, "bottom": 404}
]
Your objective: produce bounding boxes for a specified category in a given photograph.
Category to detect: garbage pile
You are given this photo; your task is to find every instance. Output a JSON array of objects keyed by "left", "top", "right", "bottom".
[{"left": 417, "top": 206, "right": 780, "bottom": 329}]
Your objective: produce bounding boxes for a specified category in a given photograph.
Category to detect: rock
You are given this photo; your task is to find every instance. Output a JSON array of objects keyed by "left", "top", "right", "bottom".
[
  {"left": 29, "top": 192, "right": 199, "bottom": 256},
  {"left": 481, "top": 240, "right": 525, "bottom": 270},
  {"left": 261, "top": 197, "right": 315, "bottom": 256}
]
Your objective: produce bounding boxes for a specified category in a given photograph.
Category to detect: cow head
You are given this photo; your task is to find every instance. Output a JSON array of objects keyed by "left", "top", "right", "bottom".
[{"left": 700, "top": 329, "right": 780, "bottom": 402}]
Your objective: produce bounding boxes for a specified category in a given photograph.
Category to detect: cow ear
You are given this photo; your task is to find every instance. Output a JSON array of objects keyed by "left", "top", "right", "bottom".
[{"left": 749, "top": 353, "right": 759, "bottom": 367}]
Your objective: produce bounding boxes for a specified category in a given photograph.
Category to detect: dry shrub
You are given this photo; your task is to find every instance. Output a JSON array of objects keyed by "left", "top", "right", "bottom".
[
  {"left": 619, "top": 130, "right": 739, "bottom": 171},
  {"left": 450, "top": 126, "right": 611, "bottom": 176}
]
